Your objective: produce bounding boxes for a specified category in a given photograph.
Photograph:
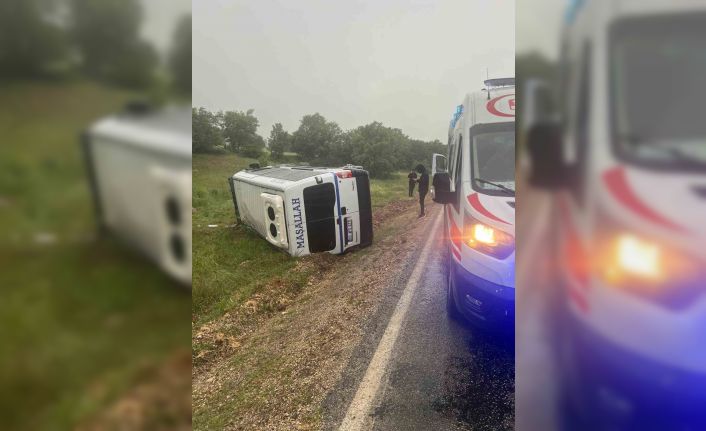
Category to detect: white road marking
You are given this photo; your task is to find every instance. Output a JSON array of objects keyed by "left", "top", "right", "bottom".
[
  {"left": 515, "top": 192, "right": 559, "bottom": 431},
  {"left": 338, "top": 210, "right": 443, "bottom": 431}
]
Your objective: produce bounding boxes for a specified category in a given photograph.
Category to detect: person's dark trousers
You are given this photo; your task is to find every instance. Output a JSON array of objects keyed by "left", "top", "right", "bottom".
[
  {"left": 408, "top": 182, "right": 415, "bottom": 197},
  {"left": 419, "top": 191, "right": 427, "bottom": 215}
]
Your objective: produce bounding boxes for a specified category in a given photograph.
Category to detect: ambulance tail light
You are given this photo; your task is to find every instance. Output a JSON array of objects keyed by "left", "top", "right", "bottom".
[{"left": 463, "top": 214, "right": 514, "bottom": 259}]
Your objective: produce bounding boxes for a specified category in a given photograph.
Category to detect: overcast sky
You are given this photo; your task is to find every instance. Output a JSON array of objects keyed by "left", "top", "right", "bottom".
[
  {"left": 516, "top": 0, "right": 563, "bottom": 59},
  {"left": 193, "top": 0, "right": 515, "bottom": 142},
  {"left": 141, "top": 0, "right": 191, "bottom": 54}
]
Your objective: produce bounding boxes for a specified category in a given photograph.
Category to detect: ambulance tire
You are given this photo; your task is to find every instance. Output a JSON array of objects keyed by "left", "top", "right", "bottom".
[{"left": 446, "top": 258, "right": 463, "bottom": 321}]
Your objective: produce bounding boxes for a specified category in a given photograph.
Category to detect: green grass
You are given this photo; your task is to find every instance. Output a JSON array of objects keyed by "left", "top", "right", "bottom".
[
  {"left": 369, "top": 171, "right": 412, "bottom": 208},
  {"left": 0, "top": 81, "right": 191, "bottom": 430},
  {"left": 192, "top": 154, "right": 312, "bottom": 326},
  {"left": 192, "top": 155, "right": 412, "bottom": 326}
]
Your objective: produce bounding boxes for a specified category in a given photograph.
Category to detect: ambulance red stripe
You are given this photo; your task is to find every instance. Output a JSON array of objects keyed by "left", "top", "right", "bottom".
[
  {"left": 558, "top": 194, "right": 590, "bottom": 290},
  {"left": 603, "top": 167, "right": 685, "bottom": 233},
  {"left": 486, "top": 94, "right": 515, "bottom": 118},
  {"left": 447, "top": 210, "right": 462, "bottom": 252},
  {"left": 468, "top": 193, "right": 510, "bottom": 225},
  {"left": 451, "top": 246, "right": 461, "bottom": 261}
]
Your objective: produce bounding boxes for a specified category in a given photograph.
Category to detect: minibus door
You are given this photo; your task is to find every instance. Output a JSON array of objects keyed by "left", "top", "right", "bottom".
[{"left": 335, "top": 174, "right": 360, "bottom": 250}]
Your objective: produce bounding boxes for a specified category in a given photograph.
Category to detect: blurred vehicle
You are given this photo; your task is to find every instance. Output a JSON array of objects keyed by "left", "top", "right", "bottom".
[
  {"left": 525, "top": 0, "right": 706, "bottom": 428},
  {"left": 432, "top": 78, "right": 516, "bottom": 329},
  {"left": 229, "top": 165, "right": 373, "bottom": 256},
  {"left": 83, "top": 103, "right": 192, "bottom": 285}
]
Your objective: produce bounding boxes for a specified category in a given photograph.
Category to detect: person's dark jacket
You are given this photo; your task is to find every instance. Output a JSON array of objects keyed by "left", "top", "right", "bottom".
[
  {"left": 418, "top": 172, "right": 429, "bottom": 194},
  {"left": 407, "top": 172, "right": 418, "bottom": 183}
]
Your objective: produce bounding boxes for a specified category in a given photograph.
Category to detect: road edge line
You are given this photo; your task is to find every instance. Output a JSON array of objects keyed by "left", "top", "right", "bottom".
[{"left": 338, "top": 210, "right": 443, "bottom": 431}]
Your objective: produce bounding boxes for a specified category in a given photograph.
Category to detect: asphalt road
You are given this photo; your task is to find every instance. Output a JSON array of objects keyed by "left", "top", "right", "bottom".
[{"left": 325, "top": 207, "right": 516, "bottom": 431}]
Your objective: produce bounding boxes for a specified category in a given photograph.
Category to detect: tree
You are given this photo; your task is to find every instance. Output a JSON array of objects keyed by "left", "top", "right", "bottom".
[
  {"left": 268, "top": 123, "right": 290, "bottom": 161},
  {"left": 192, "top": 107, "right": 222, "bottom": 153},
  {"left": 291, "top": 113, "right": 343, "bottom": 163},
  {"left": 399, "top": 138, "right": 445, "bottom": 172},
  {"left": 241, "top": 134, "right": 265, "bottom": 158},
  {"left": 0, "top": 0, "right": 69, "bottom": 78},
  {"left": 169, "top": 14, "right": 191, "bottom": 95},
  {"left": 347, "top": 122, "right": 408, "bottom": 178},
  {"left": 221, "top": 109, "right": 261, "bottom": 154},
  {"left": 71, "top": 0, "right": 157, "bottom": 88}
]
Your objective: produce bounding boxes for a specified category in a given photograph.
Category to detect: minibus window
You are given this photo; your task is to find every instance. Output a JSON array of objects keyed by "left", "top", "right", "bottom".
[{"left": 303, "top": 183, "right": 336, "bottom": 252}]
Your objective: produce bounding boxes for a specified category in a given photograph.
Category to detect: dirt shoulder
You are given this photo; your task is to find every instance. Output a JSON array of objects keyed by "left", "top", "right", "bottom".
[{"left": 192, "top": 197, "right": 440, "bottom": 430}]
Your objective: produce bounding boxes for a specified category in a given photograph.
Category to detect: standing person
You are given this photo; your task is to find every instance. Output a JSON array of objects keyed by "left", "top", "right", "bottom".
[
  {"left": 415, "top": 164, "right": 429, "bottom": 217},
  {"left": 407, "top": 170, "right": 418, "bottom": 197}
]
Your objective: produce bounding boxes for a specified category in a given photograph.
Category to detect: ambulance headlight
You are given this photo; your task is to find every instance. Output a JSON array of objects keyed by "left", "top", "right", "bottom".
[
  {"left": 599, "top": 231, "right": 697, "bottom": 288},
  {"left": 614, "top": 234, "right": 662, "bottom": 280},
  {"left": 463, "top": 215, "right": 514, "bottom": 259}
]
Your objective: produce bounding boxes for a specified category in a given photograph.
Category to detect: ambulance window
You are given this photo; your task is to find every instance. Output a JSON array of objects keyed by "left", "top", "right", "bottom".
[
  {"left": 455, "top": 136, "right": 463, "bottom": 182},
  {"left": 449, "top": 134, "right": 458, "bottom": 178}
]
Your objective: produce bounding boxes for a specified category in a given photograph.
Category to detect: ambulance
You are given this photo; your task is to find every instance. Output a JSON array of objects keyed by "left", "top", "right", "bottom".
[
  {"left": 229, "top": 165, "right": 373, "bottom": 257},
  {"left": 432, "top": 78, "right": 516, "bottom": 329},
  {"left": 525, "top": 0, "right": 706, "bottom": 427}
]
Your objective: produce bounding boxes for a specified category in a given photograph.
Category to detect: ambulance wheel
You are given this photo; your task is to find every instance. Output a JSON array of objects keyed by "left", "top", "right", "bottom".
[{"left": 446, "top": 260, "right": 463, "bottom": 321}]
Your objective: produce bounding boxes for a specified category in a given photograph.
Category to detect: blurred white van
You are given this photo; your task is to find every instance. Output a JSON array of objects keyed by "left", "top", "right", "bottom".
[{"left": 82, "top": 104, "right": 192, "bottom": 285}]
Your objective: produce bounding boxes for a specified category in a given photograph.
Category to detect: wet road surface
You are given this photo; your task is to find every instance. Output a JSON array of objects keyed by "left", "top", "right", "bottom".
[{"left": 327, "top": 208, "right": 515, "bottom": 431}]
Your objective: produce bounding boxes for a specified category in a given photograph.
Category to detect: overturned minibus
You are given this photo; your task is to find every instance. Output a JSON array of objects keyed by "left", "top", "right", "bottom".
[
  {"left": 229, "top": 165, "right": 373, "bottom": 256},
  {"left": 82, "top": 104, "right": 192, "bottom": 285}
]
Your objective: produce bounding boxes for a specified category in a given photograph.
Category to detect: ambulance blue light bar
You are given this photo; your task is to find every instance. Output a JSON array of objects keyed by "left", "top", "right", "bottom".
[
  {"left": 565, "top": 0, "right": 585, "bottom": 24},
  {"left": 450, "top": 105, "right": 463, "bottom": 128}
]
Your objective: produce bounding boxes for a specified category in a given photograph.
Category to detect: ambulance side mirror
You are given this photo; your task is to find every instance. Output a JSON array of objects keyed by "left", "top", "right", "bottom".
[
  {"left": 432, "top": 172, "right": 456, "bottom": 204},
  {"left": 523, "top": 79, "right": 568, "bottom": 189},
  {"left": 527, "top": 122, "right": 568, "bottom": 189}
]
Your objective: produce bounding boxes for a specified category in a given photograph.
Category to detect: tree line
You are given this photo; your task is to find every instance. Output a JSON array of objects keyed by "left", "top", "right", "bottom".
[
  {"left": 192, "top": 108, "right": 445, "bottom": 178},
  {"left": 0, "top": 0, "right": 191, "bottom": 94}
]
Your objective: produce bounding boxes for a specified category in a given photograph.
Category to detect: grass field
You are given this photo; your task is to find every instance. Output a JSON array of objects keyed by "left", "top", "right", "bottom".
[
  {"left": 192, "top": 154, "right": 413, "bottom": 329},
  {"left": 0, "top": 81, "right": 191, "bottom": 430}
]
